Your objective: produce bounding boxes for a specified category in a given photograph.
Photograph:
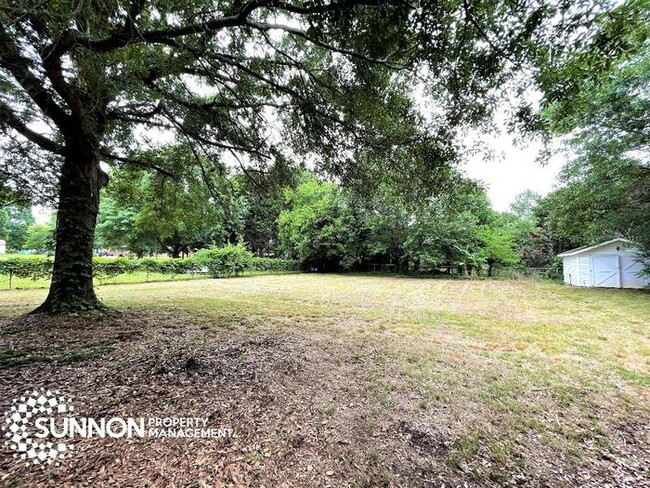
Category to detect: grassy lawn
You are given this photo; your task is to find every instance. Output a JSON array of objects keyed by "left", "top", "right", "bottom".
[{"left": 0, "top": 274, "right": 648, "bottom": 487}]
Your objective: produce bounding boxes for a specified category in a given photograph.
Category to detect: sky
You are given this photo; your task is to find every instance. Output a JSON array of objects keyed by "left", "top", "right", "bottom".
[{"left": 462, "top": 133, "right": 565, "bottom": 212}]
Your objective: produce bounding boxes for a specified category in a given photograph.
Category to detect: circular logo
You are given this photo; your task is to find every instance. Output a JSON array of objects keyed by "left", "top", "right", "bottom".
[{"left": 2, "top": 388, "right": 74, "bottom": 467}]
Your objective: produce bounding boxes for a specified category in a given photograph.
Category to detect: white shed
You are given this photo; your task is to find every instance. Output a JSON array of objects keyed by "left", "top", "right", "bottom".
[
  {"left": 0, "top": 239, "right": 5, "bottom": 255},
  {"left": 558, "top": 238, "right": 648, "bottom": 289}
]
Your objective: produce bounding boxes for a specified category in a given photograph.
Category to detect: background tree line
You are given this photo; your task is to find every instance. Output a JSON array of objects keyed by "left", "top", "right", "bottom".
[
  {"left": 0, "top": 0, "right": 647, "bottom": 308},
  {"left": 7, "top": 156, "right": 636, "bottom": 278},
  {"left": 3, "top": 149, "right": 647, "bottom": 279}
]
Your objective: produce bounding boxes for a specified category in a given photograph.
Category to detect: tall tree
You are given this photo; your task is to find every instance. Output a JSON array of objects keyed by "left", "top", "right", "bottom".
[
  {"left": 0, "top": 0, "right": 605, "bottom": 313},
  {"left": 404, "top": 187, "right": 492, "bottom": 272},
  {"left": 537, "top": 2, "right": 649, "bottom": 256},
  {"left": 477, "top": 224, "right": 519, "bottom": 276},
  {"left": 510, "top": 190, "right": 541, "bottom": 219},
  {"left": 234, "top": 162, "right": 300, "bottom": 256},
  {"left": 278, "top": 176, "right": 366, "bottom": 271}
]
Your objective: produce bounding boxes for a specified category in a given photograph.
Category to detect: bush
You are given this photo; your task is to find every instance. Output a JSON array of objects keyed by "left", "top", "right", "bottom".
[
  {"left": 133, "top": 257, "right": 199, "bottom": 276},
  {"left": 542, "top": 257, "right": 563, "bottom": 280},
  {"left": 0, "top": 248, "right": 298, "bottom": 287},
  {"left": 93, "top": 257, "right": 138, "bottom": 280},
  {"left": 194, "top": 243, "right": 253, "bottom": 278},
  {"left": 0, "top": 256, "right": 53, "bottom": 282}
]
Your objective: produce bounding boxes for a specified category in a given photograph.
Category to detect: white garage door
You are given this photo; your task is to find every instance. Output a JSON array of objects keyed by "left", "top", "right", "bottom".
[{"left": 592, "top": 255, "right": 620, "bottom": 288}]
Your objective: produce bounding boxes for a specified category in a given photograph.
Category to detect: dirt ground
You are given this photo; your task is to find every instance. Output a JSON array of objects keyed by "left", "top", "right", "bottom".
[{"left": 0, "top": 276, "right": 648, "bottom": 487}]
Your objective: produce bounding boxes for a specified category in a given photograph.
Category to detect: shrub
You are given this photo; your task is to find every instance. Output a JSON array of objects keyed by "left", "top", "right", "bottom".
[
  {"left": 0, "top": 249, "right": 297, "bottom": 287},
  {"left": 194, "top": 243, "right": 254, "bottom": 278}
]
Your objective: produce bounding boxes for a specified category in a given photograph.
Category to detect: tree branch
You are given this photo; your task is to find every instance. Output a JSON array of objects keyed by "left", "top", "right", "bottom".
[
  {"left": 100, "top": 151, "right": 177, "bottom": 177},
  {"left": 0, "top": 101, "right": 65, "bottom": 155},
  {"left": 41, "top": 53, "right": 84, "bottom": 120},
  {"left": 245, "top": 20, "right": 406, "bottom": 70},
  {"left": 0, "top": 26, "right": 70, "bottom": 129},
  {"left": 157, "top": 103, "right": 271, "bottom": 160},
  {"left": 41, "top": 0, "right": 389, "bottom": 60}
]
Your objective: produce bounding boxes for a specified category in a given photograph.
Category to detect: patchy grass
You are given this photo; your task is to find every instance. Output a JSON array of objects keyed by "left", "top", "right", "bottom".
[{"left": 0, "top": 274, "right": 648, "bottom": 487}]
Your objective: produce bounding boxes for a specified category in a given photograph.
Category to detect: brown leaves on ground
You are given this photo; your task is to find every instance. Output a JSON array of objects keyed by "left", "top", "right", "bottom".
[{"left": 0, "top": 310, "right": 648, "bottom": 487}]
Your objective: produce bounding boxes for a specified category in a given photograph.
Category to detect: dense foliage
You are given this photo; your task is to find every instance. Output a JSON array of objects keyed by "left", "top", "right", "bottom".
[
  {"left": 0, "top": 0, "right": 615, "bottom": 312},
  {"left": 533, "top": 3, "right": 649, "bottom": 269},
  {"left": 0, "top": 252, "right": 298, "bottom": 288},
  {"left": 276, "top": 174, "right": 542, "bottom": 275},
  {"left": 94, "top": 156, "right": 297, "bottom": 258},
  {"left": 96, "top": 154, "right": 234, "bottom": 257}
]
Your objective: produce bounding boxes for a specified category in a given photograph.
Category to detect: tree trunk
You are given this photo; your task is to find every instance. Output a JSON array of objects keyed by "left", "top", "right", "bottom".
[
  {"left": 172, "top": 246, "right": 181, "bottom": 259},
  {"left": 31, "top": 140, "right": 108, "bottom": 314}
]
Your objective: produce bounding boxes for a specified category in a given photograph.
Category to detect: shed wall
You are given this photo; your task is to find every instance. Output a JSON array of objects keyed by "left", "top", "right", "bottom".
[
  {"left": 561, "top": 241, "right": 649, "bottom": 288},
  {"left": 563, "top": 256, "right": 580, "bottom": 286}
]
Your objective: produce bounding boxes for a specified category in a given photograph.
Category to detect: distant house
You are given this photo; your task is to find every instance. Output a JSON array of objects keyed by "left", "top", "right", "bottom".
[
  {"left": 0, "top": 239, "right": 5, "bottom": 255},
  {"left": 558, "top": 238, "right": 649, "bottom": 289}
]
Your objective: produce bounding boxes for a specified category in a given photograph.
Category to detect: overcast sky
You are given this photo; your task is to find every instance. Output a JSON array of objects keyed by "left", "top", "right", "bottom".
[{"left": 462, "top": 134, "right": 565, "bottom": 212}]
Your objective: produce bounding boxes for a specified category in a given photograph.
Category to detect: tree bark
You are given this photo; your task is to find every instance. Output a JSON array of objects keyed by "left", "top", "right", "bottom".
[{"left": 31, "top": 138, "right": 108, "bottom": 314}]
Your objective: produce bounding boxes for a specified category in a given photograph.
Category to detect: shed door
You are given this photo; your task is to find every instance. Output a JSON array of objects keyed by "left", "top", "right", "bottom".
[
  {"left": 592, "top": 254, "right": 620, "bottom": 288},
  {"left": 620, "top": 255, "right": 646, "bottom": 288}
]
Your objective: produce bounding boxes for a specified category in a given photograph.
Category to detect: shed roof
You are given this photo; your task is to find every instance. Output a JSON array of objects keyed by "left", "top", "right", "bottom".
[{"left": 557, "top": 238, "right": 634, "bottom": 258}]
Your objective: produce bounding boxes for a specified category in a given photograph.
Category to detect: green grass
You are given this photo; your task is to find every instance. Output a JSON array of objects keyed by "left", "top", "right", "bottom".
[
  {"left": 3, "top": 274, "right": 647, "bottom": 396},
  {"left": 3, "top": 275, "right": 647, "bottom": 371},
  {"left": 1, "top": 274, "right": 648, "bottom": 484}
]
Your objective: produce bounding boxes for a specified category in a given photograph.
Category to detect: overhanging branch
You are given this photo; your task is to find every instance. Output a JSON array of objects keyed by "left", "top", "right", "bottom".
[
  {"left": 0, "top": 101, "right": 65, "bottom": 155},
  {"left": 100, "top": 151, "right": 177, "bottom": 177},
  {"left": 245, "top": 20, "right": 407, "bottom": 70},
  {"left": 0, "top": 26, "right": 70, "bottom": 129},
  {"left": 41, "top": 0, "right": 391, "bottom": 61}
]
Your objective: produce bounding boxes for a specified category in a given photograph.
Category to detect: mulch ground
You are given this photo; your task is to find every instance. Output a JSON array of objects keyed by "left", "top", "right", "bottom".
[{"left": 0, "top": 310, "right": 648, "bottom": 487}]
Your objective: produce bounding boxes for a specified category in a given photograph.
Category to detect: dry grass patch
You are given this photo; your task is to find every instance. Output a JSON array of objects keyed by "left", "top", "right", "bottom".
[{"left": 0, "top": 275, "right": 648, "bottom": 487}]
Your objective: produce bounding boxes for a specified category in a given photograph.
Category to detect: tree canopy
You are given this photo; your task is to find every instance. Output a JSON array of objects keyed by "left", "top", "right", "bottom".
[
  {"left": 535, "top": 2, "right": 649, "bottom": 264},
  {"left": 0, "top": 0, "right": 620, "bottom": 312}
]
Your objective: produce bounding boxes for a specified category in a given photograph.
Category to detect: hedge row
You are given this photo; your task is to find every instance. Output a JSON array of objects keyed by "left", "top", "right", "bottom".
[
  {"left": 0, "top": 246, "right": 298, "bottom": 287},
  {"left": 0, "top": 256, "right": 53, "bottom": 281}
]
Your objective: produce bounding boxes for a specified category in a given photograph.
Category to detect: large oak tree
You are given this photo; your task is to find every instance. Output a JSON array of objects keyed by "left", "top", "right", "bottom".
[{"left": 0, "top": 0, "right": 604, "bottom": 313}]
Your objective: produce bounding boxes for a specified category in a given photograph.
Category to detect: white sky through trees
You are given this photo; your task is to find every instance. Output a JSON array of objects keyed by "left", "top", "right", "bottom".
[
  {"left": 463, "top": 135, "right": 564, "bottom": 212},
  {"left": 28, "top": 78, "right": 565, "bottom": 223}
]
